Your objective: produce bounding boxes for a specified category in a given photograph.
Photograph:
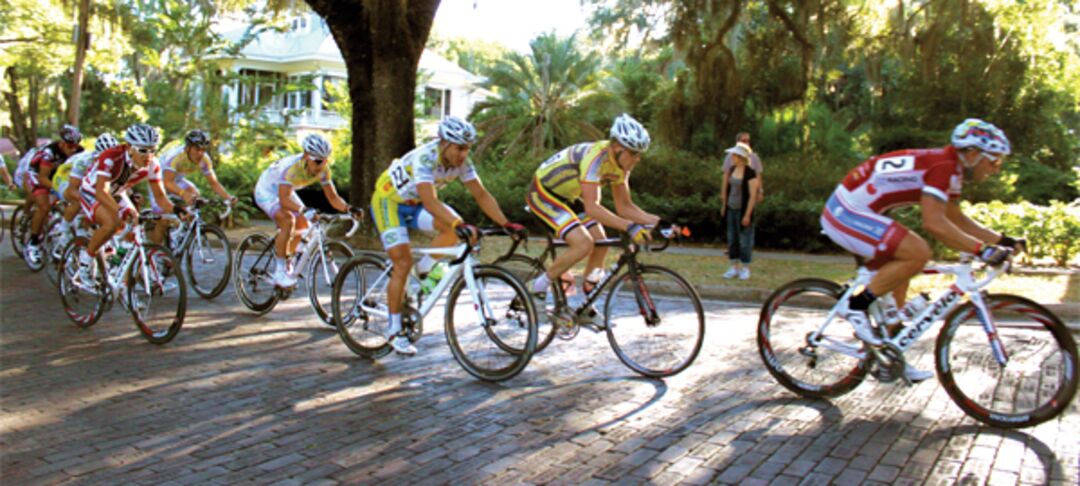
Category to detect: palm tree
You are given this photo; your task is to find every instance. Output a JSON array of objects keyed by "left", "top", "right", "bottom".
[{"left": 472, "top": 33, "right": 606, "bottom": 158}]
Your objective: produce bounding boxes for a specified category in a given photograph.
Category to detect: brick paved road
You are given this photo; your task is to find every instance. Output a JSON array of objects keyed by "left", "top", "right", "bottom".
[{"left": 1, "top": 242, "right": 1078, "bottom": 485}]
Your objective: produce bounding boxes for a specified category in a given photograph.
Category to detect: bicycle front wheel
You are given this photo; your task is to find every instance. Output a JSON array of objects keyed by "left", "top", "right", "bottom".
[
  {"left": 185, "top": 224, "right": 232, "bottom": 299},
  {"left": 308, "top": 239, "right": 354, "bottom": 327},
  {"left": 445, "top": 265, "right": 538, "bottom": 381},
  {"left": 936, "top": 294, "right": 1079, "bottom": 429},
  {"left": 332, "top": 254, "right": 393, "bottom": 359},
  {"left": 57, "top": 237, "right": 107, "bottom": 328},
  {"left": 10, "top": 205, "right": 27, "bottom": 260},
  {"left": 757, "top": 278, "right": 867, "bottom": 398},
  {"left": 604, "top": 265, "right": 705, "bottom": 378},
  {"left": 233, "top": 233, "right": 278, "bottom": 314},
  {"left": 127, "top": 245, "right": 187, "bottom": 344}
]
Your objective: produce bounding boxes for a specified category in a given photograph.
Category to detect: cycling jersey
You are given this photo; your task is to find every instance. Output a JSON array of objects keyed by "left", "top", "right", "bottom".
[
  {"left": 53, "top": 151, "right": 97, "bottom": 186},
  {"left": 373, "top": 140, "right": 478, "bottom": 204},
  {"left": 27, "top": 142, "right": 82, "bottom": 195},
  {"left": 159, "top": 143, "right": 213, "bottom": 178},
  {"left": 254, "top": 154, "right": 332, "bottom": 218},
  {"left": 14, "top": 147, "right": 40, "bottom": 188},
  {"left": 533, "top": 141, "right": 626, "bottom": 202},
  {"left": 834, "top": 146, "right": 963, "bottom": 212},
  {"left": 78, "top": 145, "right": 162, "bottom": 223},
  {"left": 821, "top": 146, "right": 963, "bottom": 269}
]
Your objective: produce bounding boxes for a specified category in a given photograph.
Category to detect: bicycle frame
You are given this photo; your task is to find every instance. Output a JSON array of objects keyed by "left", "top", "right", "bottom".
[
  {"left": 75, "top": 219, "right": 159, "bottom": 302},
  {"left": 809, "top": 258, "right": 1011, "bottom": 366},
  {"left": 354, "top": 244, "right": 495, "bottom": 324}
]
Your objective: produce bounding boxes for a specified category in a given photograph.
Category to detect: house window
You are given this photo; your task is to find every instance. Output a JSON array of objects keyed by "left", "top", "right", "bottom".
[
  {"left": 424, "top": 87, "right": 452, "bottom": 118},
  {"left": 238, "top": 69, "right": 282, "bottom": 108},
  {"left": 285, "top": 75, "right": 313, "bottom": 110}
]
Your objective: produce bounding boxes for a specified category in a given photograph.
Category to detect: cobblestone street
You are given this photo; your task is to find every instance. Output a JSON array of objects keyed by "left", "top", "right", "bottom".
[{"left": 1, "top": 242, "right": 1077, "bottom": 485}]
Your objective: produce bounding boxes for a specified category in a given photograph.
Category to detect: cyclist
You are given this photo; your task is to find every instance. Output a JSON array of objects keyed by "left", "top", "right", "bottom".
[
  {"left": 75, "top": 124, "right": 181, "bottom": 282},
  {"left": 254, "top": 133, "right": 362, "bottom": 289},
  {"left": 24, "top": 125, "right": 85, "bottom": 264},
  {"left": 147, "top": 129, "right": 238, "bottom": 245},
  {"left": 821, "top": 118, "right": 1024, "bottom": 382},
  {"left": 52, "top": 134, "right": 121, "bottom": 247},
  {"left": 371, "top": 115, "right": 525, "bottom": 356},
  {"left": 525, "top": 113, "right": 670, "bottom": 308},
  {"left": 1, "top": 156, "right": 14, "bottom": 189}
]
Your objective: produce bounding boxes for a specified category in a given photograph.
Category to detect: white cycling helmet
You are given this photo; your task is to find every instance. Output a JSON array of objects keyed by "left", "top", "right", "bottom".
[
  {"left": 125, "top": 123, "right": 160, "bottom": 148},
  {"left": 302, "top": 133, "right": 332, "bottom": 159},
  {"left": 951, "top": 118, "right": 1011, "bottom": 156},
  {"left": 609, "top": 113, "right": 651, "bottom": 152},
  {"left": 94, "top": 133, "right": 119, "bottom": 153},
  {"left": 437, "top": 116, "right": 477, "bottom": 146}
]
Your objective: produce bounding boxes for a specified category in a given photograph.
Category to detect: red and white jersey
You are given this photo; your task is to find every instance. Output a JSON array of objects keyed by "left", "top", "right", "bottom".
[
  {"left": 834, "top": 146, "right": 963, "bottom": 213},
  {"left": 79, "top": 144, "right": 162, "bottom": 196}
]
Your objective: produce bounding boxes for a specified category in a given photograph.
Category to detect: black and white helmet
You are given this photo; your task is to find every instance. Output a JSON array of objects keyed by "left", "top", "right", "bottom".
[
  {"left": 125, "top": 123, "right": 160, "bottom": 148},
  {"left": 609, "top": 113, "right": 651, "bottom": 152},
  {"left": 94, "top": 133, "right": 119, "bottom": 153},
  {"left": 185, "top": 129, "right": 211, "bottom": 148},
  {"left": 437, "top": 116, "right": 477, "bottom": 146},
  {"left": 59, "top": 124, "right": 83, "bottom": 144},
  {"left": 302, "top": 133, "right": 332, "bottom": 159}
]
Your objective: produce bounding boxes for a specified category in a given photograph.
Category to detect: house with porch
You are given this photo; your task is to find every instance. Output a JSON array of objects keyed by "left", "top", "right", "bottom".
[{"left": 211, "top": 13, "right": 491, "bottom": 141}]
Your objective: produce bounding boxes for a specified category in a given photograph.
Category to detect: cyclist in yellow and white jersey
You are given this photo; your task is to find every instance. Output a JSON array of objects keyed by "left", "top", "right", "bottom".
[
  {"left": 525, "top": 114, "right": 671, "bottom": 301},
  {"left": 147, "top": 130, "right": 237, "bottom": 245},
  {"left": 254, "top": 133, "right": 362, "bottom": 288},
  {"left": 52, "top": 133, "right": 120, "bottom": 244},
  {"left": 371, "top": 116, "right": 526, "bottom": 355}
]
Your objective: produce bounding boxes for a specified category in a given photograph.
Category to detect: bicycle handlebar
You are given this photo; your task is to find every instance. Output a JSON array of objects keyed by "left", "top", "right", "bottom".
[{"left": 448, "top": 226, "right": 511, "bottom": 266}]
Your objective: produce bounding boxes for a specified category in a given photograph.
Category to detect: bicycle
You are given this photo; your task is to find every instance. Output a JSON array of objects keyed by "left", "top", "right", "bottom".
[
  {"left": 56, "top": 209, "right": 187, "bottom": 344},
  {"left": 162, "top": 198, "right": 233, "bottom": 299},
  {"left": 330, "top": 226, "right": 538, "bottom": 382},
  {"left": 495, "top": 226, "right": 705, "bottom": 378},
  {"left": 757, "top": 253, "right": 1079, "bottom": 429},
  {"left": 233, "top": 210, "right": 361, "bottom": 325},
  {"left": 42, "top": 207, "right": 90, "bottom": 288}
]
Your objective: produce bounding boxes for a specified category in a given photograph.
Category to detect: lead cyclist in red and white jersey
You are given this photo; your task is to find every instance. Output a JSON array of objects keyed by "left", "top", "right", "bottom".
[{"left": 821, "top": 118, "right": 1024, "bottom": 382}]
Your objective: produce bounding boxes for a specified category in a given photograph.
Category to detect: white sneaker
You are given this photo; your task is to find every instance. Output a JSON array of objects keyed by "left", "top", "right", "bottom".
[
  {"left": 723, "top": 267, "right": 738, "bottom": 279},
  {"left": 838, "top": 301, "right": 881, "bottom": 345},
  {"left": 76, "top": 258, "right": 95, "bottom": 286},
  {"left": 529, "top": 275, "right": 548, "bottom": 297},
  {"left": 271, "top": 268, "right": 297, "bottom": 288},
  {"left": 904, "top": 365, "right": 934, "bottom": 383},
  {"left": 738, "top": 268, "right": 751, "bottom": 280},
  {"left": 389, "top": 335, "right": 417, "bottom": 356}
]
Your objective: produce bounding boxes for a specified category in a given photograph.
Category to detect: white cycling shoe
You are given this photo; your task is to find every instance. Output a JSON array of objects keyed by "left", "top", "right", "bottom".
[
  {"left": 389, "top": 335, "right": 417, "bottom": 356},
  {"left": 904, "top": 365, "right": 934, "bottom": 383},
  {"left": 271, "top": 268, "right": 297, "bottom": 288},
  {"left": 838, "top": 301, "right": 882, "bottom": 345}
]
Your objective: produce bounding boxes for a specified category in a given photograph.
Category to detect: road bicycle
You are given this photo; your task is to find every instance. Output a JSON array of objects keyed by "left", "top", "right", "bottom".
[
  {"left": 11, "top": 202, "right": 62, "bottom": 271},
  {"left": 57, "top": 210, "right": 187, "bottom": 344},
  {"left": 330, "top": 226, "right": 538, "bottom": 382},
  {"left": 162, "top": 198, "right": 233, "bottom": 299},
  {"left": 42, "top": 208, "right": 89, "bottom": 288},
  {"left": 233, "top": 210, "right": 360, "bottom": 325},
  {"left": 496, "top": 226, "right": 705, "bottom": 378},
  {"left": 757, "top": 253, "right": 1078, "bottom": 429}
]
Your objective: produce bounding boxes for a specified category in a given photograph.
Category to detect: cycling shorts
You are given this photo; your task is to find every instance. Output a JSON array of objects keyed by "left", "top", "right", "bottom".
[
  {"left": 820, "top": 192, "right": 909, "bottom": 270},
  {"left": 370, "top": 192, "right": 459, "bottom": 250},
  {"left": 525, "top": 177, "right": 598, "bottom": 239}
]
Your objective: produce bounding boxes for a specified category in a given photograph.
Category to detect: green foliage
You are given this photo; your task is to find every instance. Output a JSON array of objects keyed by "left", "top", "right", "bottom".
[
  {"left": 78, "top": 71, "right": 148, "bottom": 135},
  {"left": 964, "top": 200, "right": 1080, "bottom": 267}
]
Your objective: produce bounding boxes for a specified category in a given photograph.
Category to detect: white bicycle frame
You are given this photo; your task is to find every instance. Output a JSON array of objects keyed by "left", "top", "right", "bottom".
[
  {"left": 74, "top": 215, "right": 170, "bottom": 302},
  {"left": 286, "top": 214, "right": 359, "bottom": 287},
  {"left": 809, "top": 256, "right": 1011, "bottom": 366},
  {"left": 355, "top": 244, "right": 496, "bottom": 325}
]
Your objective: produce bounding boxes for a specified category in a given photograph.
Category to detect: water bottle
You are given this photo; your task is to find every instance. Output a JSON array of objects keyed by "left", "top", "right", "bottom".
[
  {"left": 103, "top": 245, "right": 120, "bottom": 266},
  {"left": 870, "top": 294, "right": 902, "bottom": 326},
  {"left": 902, "top": 293, "right": 931, "bottom": 321},
  {"left": 420, "top": 262, "right": 446, "bottom": 295}
]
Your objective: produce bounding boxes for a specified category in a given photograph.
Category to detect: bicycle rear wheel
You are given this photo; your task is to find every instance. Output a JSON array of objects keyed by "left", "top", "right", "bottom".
[
  {"left": 757, "top": 278, "right": 867, "bottom": 398},
  {"left": 185, "top": 224, "right": 232, "bottom": 299},
  {"left": 332, "top": 254, "right": 393, "bottom": 359},
  {"left": 496, "top": 254, "right": 557, "bottom": 353},
  {"left": 308, "top": 239, "right": 354, "bottom": 327},
  {"left": 233, "top": 233, "right": 278, "bottom": 314},
  {"left": 936, "top": 294, "right": 1079, "bottom": 428},
  {"left": 57, "top": 238, "right": 108, "bottom": 327},
  {"left": 127, "top": 245, "right": 187, "bottom": 344},
  {"left": 42, "top": 216, "right": 67, "bottom": 287},
  {"left": 603, "top": 264, "right": 704, "bottom": 378},
  {"left": 445, "top": 265, "right": 538, "bottom": 381}
]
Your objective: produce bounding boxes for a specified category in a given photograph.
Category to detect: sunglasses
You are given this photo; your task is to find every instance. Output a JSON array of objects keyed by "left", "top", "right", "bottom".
[
  {"left": 134, "top": 146, "right": 156, "bottom": 155},
  {"left": 311, "top": 158, "right": 326, "bottom": 165}
]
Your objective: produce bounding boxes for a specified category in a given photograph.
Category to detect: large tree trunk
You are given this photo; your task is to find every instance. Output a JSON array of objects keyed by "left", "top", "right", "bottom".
[
  {"left": 305, "top": 0, "right": 440, "bottom": 206},
  {"left": 3, "top": 68, "right": 34, "bottom": 152},
  {"left": 67, "top": 0, "right": 91, "bottom": 125}
]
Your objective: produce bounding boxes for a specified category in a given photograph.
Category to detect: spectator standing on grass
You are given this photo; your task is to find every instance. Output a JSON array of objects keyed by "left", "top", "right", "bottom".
[
  {"left": 720, "top": 142, "right": 760, "bottom": 280},
  {"left": 722, "top": 132, "right": 764, "bottom": 202}
]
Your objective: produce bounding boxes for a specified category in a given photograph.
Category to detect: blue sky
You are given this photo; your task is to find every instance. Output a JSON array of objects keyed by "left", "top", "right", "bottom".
[{"left": 431, "top": 0, "right": 592, "bottom": 52}]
